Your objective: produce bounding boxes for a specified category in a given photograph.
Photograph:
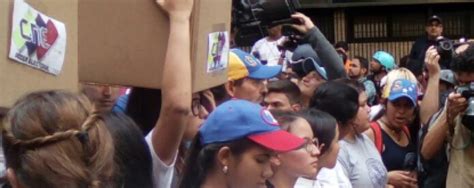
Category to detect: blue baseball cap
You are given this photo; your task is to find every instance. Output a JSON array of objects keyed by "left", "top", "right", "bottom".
[
  {"left": 228, "top": 49, "right": 282, "bottom": 81},
  {"left": 199, "top": 99, "right": 305, "bottom": 152},
  {"left": 388, "top": 79, "right": 418, "bottom": 107}
]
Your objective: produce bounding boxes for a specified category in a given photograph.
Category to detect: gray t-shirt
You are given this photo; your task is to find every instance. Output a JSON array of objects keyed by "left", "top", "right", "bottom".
[{"left": 338, "top": 134, "right": 388, "bottom": 188}]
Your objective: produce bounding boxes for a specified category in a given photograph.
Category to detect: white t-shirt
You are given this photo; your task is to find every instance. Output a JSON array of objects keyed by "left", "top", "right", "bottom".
[
  {"left": 294, "top": 162, "right": 352, "bottom": 188},
  {"left": 338, "top": 134, "right": 388, "bottom": 188},
  {"left": 251, "top": 37, "right": 293, "bottom": 69},
  {"left": 146, "top": 131, "right": 177, "bottom": 188}
]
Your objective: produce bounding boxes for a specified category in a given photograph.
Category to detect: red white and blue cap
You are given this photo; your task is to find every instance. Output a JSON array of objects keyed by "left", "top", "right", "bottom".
[
  {"left": 228, "top": 49, "right": 282, "bottom": 81},
  {"left": 199, "top": 99, "right": 305, "bottom": 152},
  {"left": 388, "top": 79, "right": 418, "bottom": 107}
]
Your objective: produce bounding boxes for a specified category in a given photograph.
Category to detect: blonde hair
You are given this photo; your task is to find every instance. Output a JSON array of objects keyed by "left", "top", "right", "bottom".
[
  {"left": 2, "top": 90, "right": 115, "bottom": 188},
  {"left": 381, "top": 68, "right": 419, "bottom": 99}
]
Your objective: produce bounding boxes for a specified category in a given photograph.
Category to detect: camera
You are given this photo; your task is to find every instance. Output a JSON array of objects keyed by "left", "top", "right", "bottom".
[
  {"left": 232, "top": 0, "right": 301, "bottom": 29},
  {"left": 277, "top": 33, "right": 301, "bottom": 52},
  {"left": 456, "top": 82, "right": 474, "bottom": 130},
  {"left": 436, "top": 38, "right": 454, "bottom": 59},
  {"left": 232, "top": 0, "right": 302, "bottom": 46}
]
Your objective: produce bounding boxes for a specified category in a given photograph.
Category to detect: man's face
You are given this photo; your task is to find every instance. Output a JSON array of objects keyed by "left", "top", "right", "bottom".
[
  {"left": 426, "top": 21, "right": 443, "bottom": 39},
  {"left": 348, "top": 59, "right": 362, "bottom": 79},
  {"left": 279, "top": 67, "right": 298, "bottom": 82},
  {"left": 267, "top": 25, "right": 282, "bottom": 37},
  {"left": 370, "top": 59, "right": 382, "bottom": 73},
  {"left": 81, "top": 84, "right": 120, "bottom": 113},
  {"left": 264, "top": 92, "right": 293, "bottom": 112},
  {"left": 455, "top": 72, "right": 474, "bottom": 85},
  {"left": 233, "top": 78, "right": 267, "bottom": 104}
]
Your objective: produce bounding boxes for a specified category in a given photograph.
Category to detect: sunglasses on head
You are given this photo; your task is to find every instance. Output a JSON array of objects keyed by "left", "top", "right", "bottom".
[{"left": 291, "top": 57, "right": 319, "bottom": 78}]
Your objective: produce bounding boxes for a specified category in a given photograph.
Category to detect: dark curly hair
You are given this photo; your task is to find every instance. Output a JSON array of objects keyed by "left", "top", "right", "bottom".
[{"left": 451, "top": 43, "right": 474, "bottom": 74}]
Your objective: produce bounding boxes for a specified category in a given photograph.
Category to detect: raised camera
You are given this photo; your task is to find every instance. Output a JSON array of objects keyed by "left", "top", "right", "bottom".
[
  {"left": 456, "top": 82, "right": 474, "bottom": 130},
  {"left": 232, "top": 0, "right": 301, "bottom": 46},
  {"left": 436, "top": 38, "right": 454, "bottom": 59}
]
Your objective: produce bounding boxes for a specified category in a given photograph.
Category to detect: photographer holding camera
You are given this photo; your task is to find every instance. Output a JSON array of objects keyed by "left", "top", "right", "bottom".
[
  {"left": 409, "top": 15, "right": 452, "bottom": 70},
  {"left": 421, "top": 43, "right": 474, "bottom": 187},
  {"left": 288, "top": 13, "right": 347, "bottom": 107}
]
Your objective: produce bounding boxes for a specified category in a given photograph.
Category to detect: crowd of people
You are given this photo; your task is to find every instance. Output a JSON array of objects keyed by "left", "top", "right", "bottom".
[{"left": 0, "top": 0, "right": 473, "bottom": 188}]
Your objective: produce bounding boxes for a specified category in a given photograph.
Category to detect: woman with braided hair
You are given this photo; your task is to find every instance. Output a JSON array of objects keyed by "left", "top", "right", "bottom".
[{"left": 2, "top": 90, "right": 115, "bottom": 188}]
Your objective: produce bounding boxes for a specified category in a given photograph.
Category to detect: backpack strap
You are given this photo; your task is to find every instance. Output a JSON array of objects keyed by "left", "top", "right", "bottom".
[
  {"left": 370, "top": 121, "right": 411, "bottom": 154},
  {"left": 370, "top": 121, "right": 383, "bottom": 154}
]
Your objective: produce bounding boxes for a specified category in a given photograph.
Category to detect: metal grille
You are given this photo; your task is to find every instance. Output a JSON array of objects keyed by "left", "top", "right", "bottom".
[
  {"left": 300, "top": 8, "right": 336, "bottom": 43},
  {"left": 352, "top": 16, "right": 387, "bottom": 39},
  {"left": 346, "top": 4, "right": 474, "bottom": 42},
  {"left": 391, "top": 13, "right": 426, "bottom": 38}
]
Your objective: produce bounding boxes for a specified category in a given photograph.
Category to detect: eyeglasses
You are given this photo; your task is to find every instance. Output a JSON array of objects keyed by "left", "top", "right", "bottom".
[
  {"left": 191, "top": 98, "right": 202, "bottom": 117},
  {"left": 191, "top": 92, "right": 214, "bottom": 117},
  {"left": 300, "top": 137, "right": 320, "bottom": 153}
]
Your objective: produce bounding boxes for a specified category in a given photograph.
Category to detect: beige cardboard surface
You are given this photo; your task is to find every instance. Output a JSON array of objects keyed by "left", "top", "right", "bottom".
[
  {"left": 0, "top": 0, "right": 78, "bottom": 107},
  {"left": 79, "top": 0, "right": 231, "bottom": 92}
]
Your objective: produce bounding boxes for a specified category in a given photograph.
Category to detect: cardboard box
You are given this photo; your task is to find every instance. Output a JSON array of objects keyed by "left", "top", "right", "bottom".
[
  {"left": 0, "top": 0, "right": 78, "bottom": 107},
  {"left": 79, "top": 0, "right": 231, "bottom": 92}
]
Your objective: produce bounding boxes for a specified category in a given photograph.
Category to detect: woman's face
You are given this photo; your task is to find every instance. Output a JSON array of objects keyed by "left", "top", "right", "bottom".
[
  {"left": 353, "top": 91, "right": 371, "bottom": 133},
  {"left": 227, "top": 145, "right": 276, "bottom": 188},
  {"left": 385, "top": 98, "right": 415, "bottom": 128},
  {"left": 278, "top": 118, "right": 320, "bottom": 179},
  {"left": 318, "top": 127, "right": 340, "bottom": 169}
]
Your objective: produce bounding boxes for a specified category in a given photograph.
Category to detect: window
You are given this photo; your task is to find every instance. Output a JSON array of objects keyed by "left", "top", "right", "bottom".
[
  {"left": 300, "top": 9, "right": 335, "bottom": 43},
  {"left": 346, "top": 4, "right": 474, "bottom": 43},
  {"left": 391, "top": 13, "right": 425, "bottom": 38},
  {"left": 352, "top": 15, "right": 387, "bottom": 39}
]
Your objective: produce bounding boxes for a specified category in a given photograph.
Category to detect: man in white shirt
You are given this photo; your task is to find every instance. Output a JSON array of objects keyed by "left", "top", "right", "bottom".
[{"left": 251, "top": 25, "right": 292, "bottom": 68}]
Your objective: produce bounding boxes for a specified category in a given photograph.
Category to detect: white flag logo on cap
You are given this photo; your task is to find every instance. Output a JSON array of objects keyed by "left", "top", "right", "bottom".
[{"left": 261, "top": 109, "right": 279, "bottom": 126}]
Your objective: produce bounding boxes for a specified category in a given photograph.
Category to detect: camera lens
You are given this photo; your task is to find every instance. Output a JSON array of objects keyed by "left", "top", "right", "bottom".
[{"left": 440, "top": 41, "right": 453, "bottom": 50}]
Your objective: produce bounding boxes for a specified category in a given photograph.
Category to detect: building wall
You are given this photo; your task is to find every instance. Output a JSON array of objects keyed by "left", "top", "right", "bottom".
[
  {"left": 334, "top": 10, "right": 414, "bottom": 65},
  {"left": 240, "top": 3, "right": 474, "bottom": 66}
]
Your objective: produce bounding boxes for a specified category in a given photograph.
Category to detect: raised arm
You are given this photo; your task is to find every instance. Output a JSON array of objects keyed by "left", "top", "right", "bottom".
[
  {"left": 420, "top": 107, "right": 447, "bottom": 160},
  {"left": 152, "top": 0, "right": 194, "bottom": 165},
  {"left": 421, "top": 93, "right": 468, "bottom": 160},
  {"left": 291, "top": 12, "right": 346, "bottom": 80},
  {"left": 420, "top": 46, "right": 441, "bottom": 126}
]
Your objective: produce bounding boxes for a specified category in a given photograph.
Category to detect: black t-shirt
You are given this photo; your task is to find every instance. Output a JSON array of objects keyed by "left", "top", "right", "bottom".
[
  {"left": 381, "top": 129, "right": 417, "bottom": 171},
  {"left": 409, "top": 36, "right": 451, "bottom": 70}
]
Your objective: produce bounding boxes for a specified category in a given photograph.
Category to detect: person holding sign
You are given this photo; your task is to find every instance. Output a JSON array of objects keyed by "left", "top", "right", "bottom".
[{"left": 144, "top": 0, "right": 196, "bottom": 187}]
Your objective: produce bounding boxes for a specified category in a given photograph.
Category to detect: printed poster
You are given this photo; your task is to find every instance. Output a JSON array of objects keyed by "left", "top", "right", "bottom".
[
  {"left": 207, "top": 32, "right": 229, "bottom": 73},
  {"left": 9, "top": 0, "right": 67, "bottom": 75}
]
